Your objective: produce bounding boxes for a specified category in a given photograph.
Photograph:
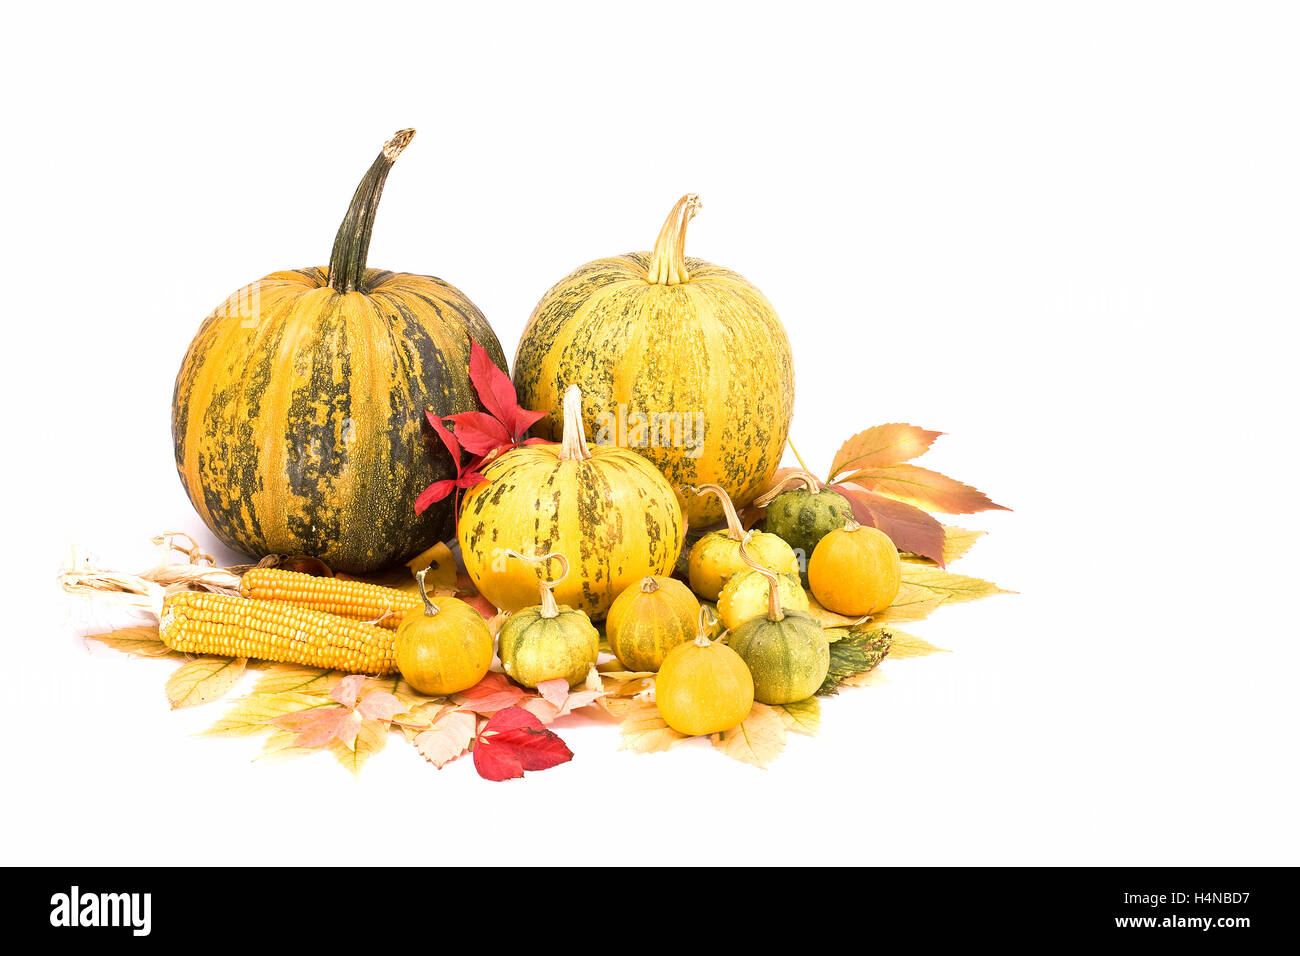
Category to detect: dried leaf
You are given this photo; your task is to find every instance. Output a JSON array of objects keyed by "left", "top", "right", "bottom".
[
  {"left": 202, "top": 692, "right": 335, "bottom": 737},
  {"left": 871, "top": 594, "right": 947, "bottom": 626},
  {"left": 331, "top": 718, "right": 388, "bottom": 777},
  {"left": 250, "top": 664, "right": 339, "bottom": 697},
  {"left": 411, "top": 710, "right": 477, "bottom": 768},
  {"left": 843, "top": 464, "right": 1008, "bottom": 515},
  {"left": 166, "top": 656, "right": 247, "bottom": 708},
  {"left": 835, "top": 484, "right": 948, "bottom": 565},
  {"left": 778, "top": 698, "right": 821, "bottom": 736},
  {"left": 828, "top": 424, "right": 944, "bottom": 481},
  {"left": 712, "top": 704, "right": 787, "bottom": 768},
  {"left": 886, "top": 629, "right": 949, "bottom": 659},
  {"left": 898, "top": 565, "right": 1011, "bottom": 605},
  {"left": 618, "top": 701, "right": 688, "bottom": 753},
  {"left": 85, "top": 626, "right": 179, "bottom": 659}
]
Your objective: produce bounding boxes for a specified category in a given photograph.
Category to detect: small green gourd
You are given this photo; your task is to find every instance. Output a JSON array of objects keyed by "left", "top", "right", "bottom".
[
  {"left": 757, "top": 471, "right": 854, "bottom": 584},
  {"left": 496, "top": 550, "right": 600, "bottom": 688}
]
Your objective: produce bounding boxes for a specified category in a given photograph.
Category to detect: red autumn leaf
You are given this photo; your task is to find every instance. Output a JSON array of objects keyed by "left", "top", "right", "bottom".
[
  {"left": 454, "top": 672, "right": 528, "bottom": 715},
  {"left": 414, "top": 479, "right": 457, "bottom": 513},
  {"left": 472, "top": 706, "right": 574, "bottom": 781},
  {"left": 831, "top": 483, "right": 948, "bottom": 566},
  {"left": 426, "top": 410, "right": 463, "bottom": 464},
  {"left": 828, "top": 424, "right": 945, "bottom": 482},
  {"left": 468, "top": 338, "right": 548, "bottom": 440},
  {"left": 444, "top": 411, "right": 513, "bottom": 456},
  {"left": 842, "top": 464, "right": 1008, "bottom": 515}
]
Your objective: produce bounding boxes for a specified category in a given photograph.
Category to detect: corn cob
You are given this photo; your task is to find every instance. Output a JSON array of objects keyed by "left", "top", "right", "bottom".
[
  {"left": 160, "top": 592, "right": 398, "bottom": 674},
  {"left": 238, "top": 567, "right": 421, "bottom": 629}
]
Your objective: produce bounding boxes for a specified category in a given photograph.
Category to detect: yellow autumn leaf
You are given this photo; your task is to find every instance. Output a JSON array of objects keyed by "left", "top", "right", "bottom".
[
  {"left": 85, "top": 626, "right": 178, "bottom": 659},
  {"left": 902, "top": 524, "right": 986, "bottom": 566},
  {"left": 166, "top": 656, "right": 247, "bottom": 709},
  {"left": 331, "top": 719, "right": 389, "bottom": 776},
  {"left": 618, "top": 701, "right": 688, "bottom": 754},
  {"left": 778, "top": 698, "right": 821, "bottom": 737},
  {"left": 886, "top": 629, "right": 949, "bottom": 659},
  {"left": 250, "top": 664, "right": 340, "bottom": 697},
  {"left": 840, "top": 667, "right": 890, "bottom": 688},
  {"left": 898, "top": 565, "right": 1011, "bottom": 605},
  {"left": 872, "top": 592, "right": 946, "bottom": 625},
  {"left": 341, "top": 542, "right": 459, "bottom": 595},
  {"left": 255, "top": 728, "right": 317, "bottom": 764},
  {"left": 201, "top": 692, "right": 335, "bottom": 737},
  {"left": 712, "top": 703, "right": 787, "bottom": 768},
  {"left": 802, "top": 593, "right": 866, "bottom": 628}
]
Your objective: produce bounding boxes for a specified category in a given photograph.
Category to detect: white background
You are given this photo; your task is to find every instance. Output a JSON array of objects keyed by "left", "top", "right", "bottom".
[{"left": 3, "top": 1, "right": 1297, "bottom": 866}]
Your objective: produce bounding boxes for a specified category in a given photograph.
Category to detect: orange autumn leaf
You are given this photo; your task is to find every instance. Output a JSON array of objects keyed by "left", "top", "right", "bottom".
[
  {"left": 839, "top": 465, "right": 1007, "bottom": 515},
  {"left": 828, "top": 424, "right": 944, "bottom": 481}
]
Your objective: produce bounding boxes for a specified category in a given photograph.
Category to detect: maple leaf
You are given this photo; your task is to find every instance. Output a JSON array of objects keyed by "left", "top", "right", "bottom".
[
  {"left": 617, "top": 700, "right": 688, "bottom": 753},
  {"left": 712, "top": 704, "right": 787, "bottom": 768},
  {"left": 473, "top": 706, "right": 574, "bottom": 781}
]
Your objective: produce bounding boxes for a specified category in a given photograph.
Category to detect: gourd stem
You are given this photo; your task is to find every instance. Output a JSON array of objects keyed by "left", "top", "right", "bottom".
[
  {"left": 842, "top": 516, "right": 862, "bottom": 532},
  {"left": 558, "top": 384, "right": 593, "bottom": 462},
  {"left": 327, "top": 128, "right": 415, "bottom": 294},
  {"left": 414, "top": 567, "right": 439, "bottom": 617},
  {"left": 504, "top": 549, "right": 570, "bottom": 620},
  {"left": 640, "top": 577, "right": 660, "bottom": 594},
  {"left": 689, "top": 484, "right": 745, "bottom": 540},
  {"left": 737, "top": 535, "right": 785, "bottom": 622},
  {"left": 753, "top": 470, "right": 823, "bottom": 507},
  {"left": 694, "top": 605, "right": 719, "bottom": 647},
  {"left": 646, "top": 194, "right": 700, "bottom": 286}
]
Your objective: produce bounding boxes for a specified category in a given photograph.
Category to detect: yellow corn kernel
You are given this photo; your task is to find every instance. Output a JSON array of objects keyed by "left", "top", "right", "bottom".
[
  {"left": 238, "top": 568, "right": 421, "bottom": 630},
  {"left": 159, "top": 592, "right": 397, "bottom": 674}
]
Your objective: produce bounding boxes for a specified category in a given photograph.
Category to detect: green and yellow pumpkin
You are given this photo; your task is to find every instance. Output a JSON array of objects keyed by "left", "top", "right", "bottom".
[
  {"left": 458, "top": 384, "right": 683, "bottom": 618},
  {"left": 726, "top": 543, "right": 830, "bottom": 705},
  {"left": 496, "top": 551, "right": 601, "bottom": 688},
  {"left": 512, "top": 194, "right": 795, "bottom": 526},
  {"left": 756, "top": 471, "right": 855, "bottom": 585},
  {"left": 605, "top": 575, "right": 700, "bottom": 672},
  {"left": 687, "top": 483, "right": 799, "bottom": 601},
  {"left": 172, "top": 129, "right": 505, "bottom": 573}
]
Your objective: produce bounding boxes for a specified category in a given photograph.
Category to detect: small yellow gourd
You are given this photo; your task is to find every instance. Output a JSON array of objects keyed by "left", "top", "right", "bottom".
[
  {"left": 496, "top": 551, "right": 601, "bottom": 688},
  {"left": 807, "top": 519, "right": 901, "bottom": 616},
  {"left": 716, "top": 532, "right": 810, "bottom": 631},
  {"left": 727, "top": 538, "right": 830, "bottom": 705},
  {"left": 655, "top": 607, "right": 755, "bottom": 736},
  {"left": 606, "top": 576, "right": 701, "bottom": 672},
  {"left": 687, "top": 483, "right": 798, "bottom": 601},
  {"left": 394, "top": 568, "right": 494, "bottom": 695}
]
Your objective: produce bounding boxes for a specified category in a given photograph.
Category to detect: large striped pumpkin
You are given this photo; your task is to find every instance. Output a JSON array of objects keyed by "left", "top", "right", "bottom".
[
  {"left": 458, "top": 385, "right": 683, "bottom": 619},
  {"left": 512, "top": 195, "right": 795, "bottom": 527},
  {"left": 172, "top": 129, "right": 505, "bottom": 573}
]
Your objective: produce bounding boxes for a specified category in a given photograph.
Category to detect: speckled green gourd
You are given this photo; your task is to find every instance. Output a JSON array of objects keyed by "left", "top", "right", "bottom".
[
  {"left": 728, "top": 611, "right": 830, "bottom": 705},
  {"left": 759, "top": 473, "right": 854, "bottom": 584}
]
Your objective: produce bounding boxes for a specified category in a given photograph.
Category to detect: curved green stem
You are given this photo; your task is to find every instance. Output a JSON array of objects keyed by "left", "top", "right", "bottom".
[{"left": 327, "top": 128, "right": 415, "bottom": 294}]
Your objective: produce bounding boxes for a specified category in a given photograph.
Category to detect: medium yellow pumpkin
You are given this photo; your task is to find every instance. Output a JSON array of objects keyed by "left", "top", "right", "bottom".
[
  {"left": 807, "top": 519, "right": 902, "bottom": 616},
  {"left": 458, "top": 384, "right": 683, "bottom": 618},
  {"left": 172, "top": 129, "right": 506, "bottom": 572},
  {"left": 512, "top": 195, "right": 795, "bottom": 526},
  {"left": 496, "top": 552, "right": 601, "bottom": 688},
  {"left": 606, "top": 576, "right": 700, "bottom": 672},
  {"left": 394, "top": 568, "right": 494, "bottom": 695},
  {"left": 687, "top": 484, "right": 799, "bottom": 601},
  {"left": 655, "top": 607, "right": 755, "bottom": 736}
]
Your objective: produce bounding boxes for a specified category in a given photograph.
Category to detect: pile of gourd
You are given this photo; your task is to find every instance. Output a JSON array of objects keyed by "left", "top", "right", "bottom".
[{"left": 170, "top": 129, "right": 905, "bottom": 739}]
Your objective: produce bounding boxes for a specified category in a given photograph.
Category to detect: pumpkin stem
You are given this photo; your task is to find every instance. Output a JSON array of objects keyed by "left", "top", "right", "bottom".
[
  {"left": 327, "top": 128, "right": 415, "bottom": 294},
  {"left": 689, "top": 484, "right": 746, "bottom": 540},
  {"left": 753, "top": 471, "right": 824, "bottom": 508},
  {"left": 640, "top": 577, "right": 661, "bottom": 594},
  {"left": 842, "top": 516, "right": 862, "bottom": 533},
  {"left": 504, "top": 549, "right": 570, "bottom": 619},
  {"left": 414, "top": 567, "right": 439, "bottom": 617},
  {"left": 694, "top": 605, "right": 720, "bottom": 647},
  {"left": 647, "top": 194, "right": 700, "bottom": 286},
  {"left": 737, "top": 535, "right": 785, "bottom": 622},
  {"left": 558, "top": 384, "right": 593, "bottom": 462}
]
